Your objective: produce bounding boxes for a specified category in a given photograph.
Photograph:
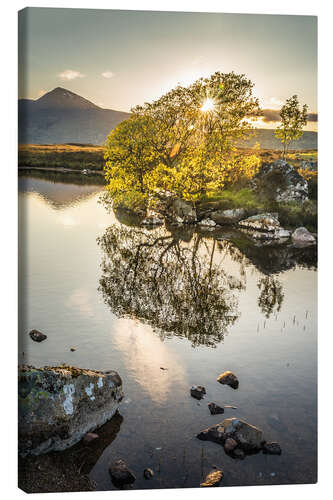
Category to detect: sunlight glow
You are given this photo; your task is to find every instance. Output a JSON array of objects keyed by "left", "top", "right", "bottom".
[{"left": 201, "top": 98, "right": 215, "bottom": 112}]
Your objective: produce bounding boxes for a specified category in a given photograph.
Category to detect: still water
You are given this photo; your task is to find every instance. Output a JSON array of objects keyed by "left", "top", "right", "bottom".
[{"left": 18, "top": 173, "right": 317, "bottom": 489}]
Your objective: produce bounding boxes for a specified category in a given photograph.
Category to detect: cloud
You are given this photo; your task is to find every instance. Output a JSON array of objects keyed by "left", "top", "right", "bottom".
[
  {"left": 101, "top": 71, "right": 115, "bottom": 78},
  {"left": 259, "top": 109, "right": 318, "bottom": 123},
  {"left": 58, "top": 69, "right": 85, "bottom": 80}
]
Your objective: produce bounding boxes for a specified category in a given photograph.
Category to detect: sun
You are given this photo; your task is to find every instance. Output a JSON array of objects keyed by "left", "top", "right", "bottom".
[{"left": 201, "top": 98, "right": 215, "bottom": 112}]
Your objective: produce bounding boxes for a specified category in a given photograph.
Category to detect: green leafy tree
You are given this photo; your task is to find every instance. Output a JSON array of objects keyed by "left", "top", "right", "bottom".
[
  {"left": 275, "top": 95, "right": 308, "bottom": 159},
  {"left": 104, "top": 72, "right": 261, "bottom": 209}
]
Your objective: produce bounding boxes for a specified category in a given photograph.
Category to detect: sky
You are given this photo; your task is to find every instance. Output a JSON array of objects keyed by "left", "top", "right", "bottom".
[{"left": 18, "top": 8, "right": 317, "bottom": 130}]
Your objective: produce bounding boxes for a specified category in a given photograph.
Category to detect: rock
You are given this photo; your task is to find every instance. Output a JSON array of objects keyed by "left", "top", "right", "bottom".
[
  {"left": 241, "top": 227, "right": 291, "bottom": 241},
  {"left": 210, "top": 208, "right": 246, "bottom": 225},
  {"left": 200, "top": 469, "right": 223, "bottom": 487},
  {"left": 18, "top": 364, "right": 123, "bottom": 456},
  {"left": 198, "top": 218, "right": 216, "bottom": 227},
  {"left": 29, "top": 330, "right": 47, "bottom": 342},
  {"left": 82, "top": 432, "right": 99, "bottom": 444},
  {"left": 70, "top": 347, "right": 76, "bottom": 352},
  {"left": 252, "top": 159, "right": 308, "bottom": 202},
  {"left": 291, "top": 227, "right": 316, "bottom": 246},
  {"left": 217, "top": 371, "right": 239, "bottom": 389},
  {"left": 301, "top": 160, "right": 317, "bottom": 172},
  {"left": 109, "top": 459, "right": 136, "bottom": 487},
  {"left": 208, "top": 402, "right": 224, "bottom": 415},
  {"left": 190, "top": 385, "right": 206, "bottom": 400},
  {"left": 224, "top": 437, "right": 238, "bottom": 453},
  {"left": 262, "top": 442, "right": 282, "bottom": 455},
  {"left": 233, "top": 448, "right": 245, "bottom": 459},
  {"left": 141, "top": 211, "right": 164, "bottom": 226},
  {"left": 197, "top": 418, "right": 263, "bottom": 452},
  {"left": 170, "top": 198, "right": 197, "bottom": 224},
  {"left": 143, "top": 468, "right": 154, "bottom": 479},
  {"left": 239, "top": 213, "right": 280, "bottom": 233}
]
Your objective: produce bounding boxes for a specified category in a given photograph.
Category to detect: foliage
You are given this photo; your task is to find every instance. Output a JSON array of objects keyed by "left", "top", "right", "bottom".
[
  {"left": 104, "top": 72, "right": 261, "bottom": 208},
  {"left": 274, "top": 95, "right": 308, "bottom": 159}
]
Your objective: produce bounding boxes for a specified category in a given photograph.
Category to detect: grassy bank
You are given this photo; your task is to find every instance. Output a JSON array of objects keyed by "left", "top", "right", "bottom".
[
  {"left": 197, "top": 186, "right": 317, "bottom": 232},
  {"left": 18, "top": 144, "right": 105, "bottom": 171}
]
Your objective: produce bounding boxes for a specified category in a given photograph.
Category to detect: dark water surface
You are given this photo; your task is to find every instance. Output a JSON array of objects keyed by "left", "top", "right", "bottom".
[{"left": 18, "top": 174, "right": 317, "bottom": 490}]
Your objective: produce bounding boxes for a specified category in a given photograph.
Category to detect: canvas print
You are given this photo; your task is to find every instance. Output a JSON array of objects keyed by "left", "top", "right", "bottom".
[{"left": 18, "top": 8, "right": 317, "bottom": 493}]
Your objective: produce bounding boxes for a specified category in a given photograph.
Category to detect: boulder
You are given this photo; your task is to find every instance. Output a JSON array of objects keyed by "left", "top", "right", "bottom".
[
  {"left": 200, "top": 469, "right": 223, "bottom": 487},
  {"left": 241, "top": 228, "right": 290, "bottom": 241},
  {"left": 141, "top": 211, "right": 164, "bottom": 226},
  {"left": 239, "top": 213, "right": 280, "bottom": 232},
  {"left": 224, "top": 437, "right": 238, "bottom": 453},
  {"left": 291, "top": 227, "right": 316, "bottom": 246},
  {"left": 170, "top": 198, "right": 197, "bottom": 224},
  {"left": 198, "top": 218, "right": 216, "bottom": 227},
  {"left": 217, "top": 371, "right": 239, "bottom": 389},
  {"left": 197, "top": 418, "right": 263, "bottom": 452},
  {"left": 262, "top": 442, "right": 282, "bottom": 455},
  {"left": 252, "top": 159, "right": 308, "bottom": 202},
  {"left": 210, "top": 208, "right": 246, "bottom": 225},
  {"left": 190, "top": 385, "right": 206, "bottom": 400},
  {"left": 109, "top": 459, "right": 136, "bottom": 487},
  {"left": 29, "top": 330, "right": 47, "bottom": 342},
  {"left": 18, "top": 364, "right": 123, "bottom": 456},
  {"left": 208, "top": 402, "right": 224, "bottom": 415}
]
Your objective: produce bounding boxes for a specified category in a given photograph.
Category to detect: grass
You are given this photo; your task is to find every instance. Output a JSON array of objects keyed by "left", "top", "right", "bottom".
[
  {"left": 198, "top": 186, "right": 317, "bottom": 231},
  {"left": 18, "top": 144, "right": 106, "bottom": 171}
]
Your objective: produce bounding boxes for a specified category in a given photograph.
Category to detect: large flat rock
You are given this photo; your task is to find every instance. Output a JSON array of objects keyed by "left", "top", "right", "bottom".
[{"left": 18, "top": 364, "right": 123, "bottom": 456}]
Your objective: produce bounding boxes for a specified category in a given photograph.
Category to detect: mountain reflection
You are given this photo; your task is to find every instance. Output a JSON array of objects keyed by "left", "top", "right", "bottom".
[{"left": 98, "top": 226, "right": 244, "bottom": 348}]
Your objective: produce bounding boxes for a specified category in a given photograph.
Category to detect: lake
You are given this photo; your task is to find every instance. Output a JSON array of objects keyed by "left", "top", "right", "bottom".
[{"left": 18, "top": 173, "right": 317, "bottom": 489}]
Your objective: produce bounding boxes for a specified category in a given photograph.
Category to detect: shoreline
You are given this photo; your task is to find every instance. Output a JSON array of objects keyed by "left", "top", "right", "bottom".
[{"left": 18, "top": 166, "right": 104, "bottom": 175}]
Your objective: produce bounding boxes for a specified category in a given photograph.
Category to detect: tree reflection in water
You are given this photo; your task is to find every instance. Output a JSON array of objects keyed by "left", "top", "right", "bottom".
[
  {"left": 98, "top": 226, "right": 245, "bottom": 347},
  {"left": 257, "top": 276, "right": 284, "bottom": 318}
]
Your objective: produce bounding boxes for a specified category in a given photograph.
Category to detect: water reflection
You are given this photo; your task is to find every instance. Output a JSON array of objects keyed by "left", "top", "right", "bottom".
[
  {"left": 98, "top": 225, "right": 244, "bottom": 348},
  {"left": 98, "top": 223, "right": 317, "bottom": 348},
  {"left": 257, "top": 276, "right": 284, "bottom": 318}
]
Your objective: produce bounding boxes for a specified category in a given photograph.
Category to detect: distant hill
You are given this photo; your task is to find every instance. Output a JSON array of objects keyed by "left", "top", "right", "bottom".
[
  {"left": 238, "top": 128, "right": 317, "bottom": 151},
  {"left": 18, "top": 87, "right": 130, "bottom": 145},
  {"left": 19, "top": 87, "right": 317, "bottom": 149}
]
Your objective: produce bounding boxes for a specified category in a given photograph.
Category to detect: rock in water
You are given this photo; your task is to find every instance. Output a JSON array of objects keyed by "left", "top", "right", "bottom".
[
  {"left": 252, "top": 159, "right": 308, "bottom": 202},
  {"left": 210, "top": 208, "right": 246, "bottom": 225},
  {"left": 198, "top": 218, "right": 216, "bottom": 227},
  {"left": 208, "top": 402, "right": 224, "bottom": 415},
  {"left": 291, "top": 227, "right": 316, "bottom": 246},
  {"left": 239, "top": 213, "right": 280, "bottom": 232},
  {"left": 190, "top": 385, "right": 206, "bottom": 400},
  {"left": 200, "top": 470, "right": 223, "bottom": 487},
  {"left": 224, "top": 437, "right": 238, "bottom": 453},
  {"left": 109, "top": 459, "right": 136, "bottom": 487},
  {"left": 29, "top": 330, "right": 47, "bottom": 342},
  {"left": 170, "top": 198, "right": 197, "bottom": 224},
  {"left": 143, "top": 468, "right": 154, "bottom": 479},
  {"left": 141, "top": 211, "right": 164, "bottom": 226},
  {"left": 262, "top": 442, "right": 282, "bottom": 455},
  {"left": 197, "top": 418, "right": 263, "bottom": 452},
  {"left": 18, "top": 364, "right": 123, "bottom": 456},
  {"left": 217, "top": 371, "right": 239, "bottom": 389}
]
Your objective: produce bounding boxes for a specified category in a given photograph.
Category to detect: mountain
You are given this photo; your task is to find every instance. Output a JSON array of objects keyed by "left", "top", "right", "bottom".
[
  {"left": 19, "top": 87, "right": 317, "bottom": 149},
  {"left": 18, "top": 87, "right": 130, "bottom": 145}
]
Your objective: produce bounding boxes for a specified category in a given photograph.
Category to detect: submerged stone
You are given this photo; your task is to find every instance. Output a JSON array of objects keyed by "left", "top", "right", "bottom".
[
  {"left": 208, "top": 402, "right": 224, "bottom": 415},
  {"left": 18, "top": 364, "right": 123, "bottom": 456},
  {"left": 217, "top": 371, "right": 239, "bottom": 389},
  {"left": 143, "top": 468, "right": 154, "bottom": 479},
  {"left": 200, "top": 469, "right": 223, "bottom": 487},
  {"left": 262, "top": 442, "right": 282, "bottom": 455},
  {"left": 109, "top": 459, "right": 136, "bottom": 487},
  {"left": 197, "top": 418, "right": 263, "bottom": 452},
  {"left": 190, "top": 385, "right": 206, "bottom": 400},
  {"left": 29, "top": 330, "right": 47, "bottom": 342}
]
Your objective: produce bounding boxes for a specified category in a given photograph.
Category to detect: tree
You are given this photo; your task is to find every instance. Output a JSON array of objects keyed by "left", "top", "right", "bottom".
[
  {"left": 104, "top": 72, "right": 261, "bottom": 209},
  {"left": 274, "top": 95, "right": 308, "bottom": 159}
]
